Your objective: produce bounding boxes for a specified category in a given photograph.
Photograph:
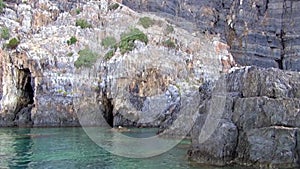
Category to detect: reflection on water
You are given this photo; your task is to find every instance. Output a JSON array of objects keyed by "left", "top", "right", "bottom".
[
  {"left": 0, "top": 128, "right": 33, "bottom": 168},
  {"left": 0, "top": 127, "right": 241, "bottom": 169}
]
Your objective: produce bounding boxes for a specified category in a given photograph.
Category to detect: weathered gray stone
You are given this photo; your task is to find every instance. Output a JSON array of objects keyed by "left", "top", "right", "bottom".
[
  {"left": 123, "top": 0, "right": 300, "bottom": 71},
  {"left": 233, "top": 97, "right": 300, "bottom": 130},
  {"left": 226, "top": 66, "right": 300, "bottom": 98},
  {"left": 236, "top": 127, "right": 300, "bottom": 169},
  {"left": 189, "top": 119, "right": 238, "bottom": 166},
  {"left": 190, "top": 67, "right": 300, "bottom": 168}
]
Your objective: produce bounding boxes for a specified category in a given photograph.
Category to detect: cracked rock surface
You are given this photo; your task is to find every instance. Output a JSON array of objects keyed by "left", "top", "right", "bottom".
[
  {"left": 123, "top": 0, "right": 300, "bottom": 71},
  {"left": 189, "top": 66, "right": 300, "bottom": 168}
]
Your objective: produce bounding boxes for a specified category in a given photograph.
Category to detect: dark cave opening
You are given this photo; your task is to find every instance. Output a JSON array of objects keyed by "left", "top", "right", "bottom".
[
  {"left": 102, "top": 94, "right": 114, "bottom": 127},
  {"left": 13, "top": 68, "right": 35, "bottom": 126},
  {"left": 20, "top": 68, "right": 34, "bottom": 105}
]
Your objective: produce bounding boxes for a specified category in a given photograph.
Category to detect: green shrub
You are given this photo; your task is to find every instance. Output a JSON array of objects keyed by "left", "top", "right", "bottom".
[
  {"left": 101, "top": 36, "right": 117, "bottom": 49},
  {"left": 74, "top": 48, "right": 98, "bottom": 68},
  {"left": 92, "top": 85, "right": 100, "bottom": 92},
  {"left": 1, "top": 27, "right": 9, "bottom": 40},
  {"left": 163, "top": 39, "right": 176, "bottom": 48},
  {"left": 67, "top": 36, "right": 77, "bottom": 45},
  {"left": 7, "top": 37, "right": 20, "bottom": 49},
  {"left": 138, "top": 17, "right": 154, "bottom": 29},
  {"left": 0, "top": 0, "right": 5, "bottom": 13},
  {"left": 119, "top": 28, "right": 148, "bottom": 54},
  {"left": 57, "top": 89, "right": 64, "bottom": 93},
  {"left": 108, "top": 3, "right": 119, "bottom": 11},
  {"left": 104, "top": 49, "right": 116, "bottom": 60},
  {"left": 75, "top": 19, "right": 92, "bottom": 29},
  {"left": 165, "top": 24, "right": 174, "bottom": 34},
  {"left": 67, "top": 52, "right": 74, "bottom": 57},
  {"left": 75, "top": 8, "right": 81, "bottom": 15},
  {"left": 63, "top": 91, "right": 68, "bottom": 96}
]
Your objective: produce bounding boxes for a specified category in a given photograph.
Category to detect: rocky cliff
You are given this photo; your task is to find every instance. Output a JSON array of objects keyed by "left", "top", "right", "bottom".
[
  {"left": 0, "top": 0, "right": 299, "bottom": 168},
  {"left": 122, "top": 0, "right": 300, "bottom": 71},
  {"left": 189, "top": 66, "right": 300, "bottom": 168},
  {"left": 0, "top": 0, "right": 229, "bottom": 127}
]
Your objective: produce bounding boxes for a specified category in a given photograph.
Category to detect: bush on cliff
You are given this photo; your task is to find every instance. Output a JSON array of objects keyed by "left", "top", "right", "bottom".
[
  {"left": 101, "top": 28, "right": 148, "bottom": 59},
  {"left": 76, "top": 19, "right": 92, "bottom": 29},
  {"left": 104, "top": 49, "right": 116, "bottom": 60},
  {"left": 119, "top": 28, "right": 148, "bottom": 54},
  {"left": 165, "top": 24, "right": 174, "bottom": 34},
  {"left": 7, "top": 37, "right": 20, "bottom": 49},
  {"left": 74, "top": 48, "right": 98, "bottom": 68},
  {"left": 163, "top": 38, "right": 176, "bottom": 49},
  {"left": 75, "top": 8, "right": 81, "bottom": 15},
  {"left": 1, "top": 27, "right": 9, "bottom": 40},
  {"left": 108, "top": 3, "right": 120, "bottom": 11},
  {"left": 101, "top": 36, "right": 117, "bottom": 49},
  {"left": 67, "top": 36, "right": 77, "bottom": 45},
  {"left": 138, "top": 17, "right": 155, "bottom": 29},
  {"left": 0, "top": 0, "right": 5, "bottom": 13}
]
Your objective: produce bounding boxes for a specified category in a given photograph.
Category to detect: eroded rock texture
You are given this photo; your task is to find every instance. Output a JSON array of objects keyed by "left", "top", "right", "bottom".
[
  {"left": 0, "top": 0, "right": 227, "bottom": 127},
  {"left": 189, "top": 66, "right": 300, "bottom": 168},
  {"left": 122, "top": 0, "right": 300, "bottom": 71}
]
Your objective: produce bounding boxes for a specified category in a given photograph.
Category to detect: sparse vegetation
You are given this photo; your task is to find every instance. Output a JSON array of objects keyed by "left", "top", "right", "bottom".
[
  {"left": 57, "top": 89, "right": 68, "bottom": 96},
  {"left": 75, "top": 19, "right": 92, "bottom": 29},
  {"left": 75, "top": 8, "right": 81, "bottom": 15},
  {"left": 101, "top": 36, "right": 117, "bottom": 49},
  {"left": 63, "top": 91, "right": 68, "bottom": 96},
  {"left": 67, "top": 36, "right": 77, "bottom": 45},
  {"left": 57, "top": 89, "right": 64, "bottom": 93},
  {"left": 100, "top": 28, "right": 148, "bottom": 59},
  {"left": 104, "top": 49, "right": 116, "bottom": 60},
  {"left": 7, "top": 37, "right": 20, "bottom": 49},
  {"left": 1, "top": 27, "right": 10, "bottom": 40},
  {"left": 0, "top": 0, "right": 5, "bottom": 13},
  {"left": 174, "top": 84, "right": 182, "bottom": 96},
  {"left": 67, "top": 52, "right": 74, "bottom": 57},
  {"left": 138, "top": 17, "right": 155, "bottom": 29},
  {"left": 163, "top": 38, "right": 176, "bottom": 48},
  {"left": 119, "top": 28, "right": 148, "bottom": 54},
  {"left": 165, "top": 24, "right": 174, "bottom": 34},
  {"left": 92, "top": 85, "right": 100, "bottom": 92},
  {"left": 108, "top": 3, "right": 120, "bottom": 11},
  {"left": 74, "top": 48, "right": 98, "bottom": 68}
]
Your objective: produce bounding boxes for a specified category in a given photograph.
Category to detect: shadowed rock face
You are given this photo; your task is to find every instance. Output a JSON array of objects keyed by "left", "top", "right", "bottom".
[
  {"left": 122, "top": 0, "right": 300, "bottom": 71},
  {"left": 189, "top": 66, "right": 300, "bottom": 168}
]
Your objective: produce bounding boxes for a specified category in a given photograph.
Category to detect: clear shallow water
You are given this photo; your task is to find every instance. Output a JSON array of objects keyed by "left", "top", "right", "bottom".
[{"left": 0, "top": 127, "right": 240, "bottom": 169}]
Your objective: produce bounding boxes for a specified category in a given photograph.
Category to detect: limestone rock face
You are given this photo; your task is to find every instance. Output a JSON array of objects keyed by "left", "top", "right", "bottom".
[
  {"left": 190, "top": 119, "right": 238, "bottom": 166},
  {"left": 0, "top": 0, "right": 227, "bottom": 127},
  {"left": 237, "top": 126, "right": 300, "bottom": 168},
  {"left": 189, "top": 66, "right": 300, "bottom": 168},
  {"left": 122, "top": 0, "right": 300, "bottom": 71}
]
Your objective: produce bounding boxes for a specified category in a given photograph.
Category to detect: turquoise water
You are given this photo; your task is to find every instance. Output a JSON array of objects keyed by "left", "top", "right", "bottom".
[{"left": 0, "top": 127, "right": 238, "bottom": 169}]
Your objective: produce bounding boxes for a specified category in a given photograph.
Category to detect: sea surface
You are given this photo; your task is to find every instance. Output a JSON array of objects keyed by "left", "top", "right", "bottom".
[{"left": 0, "top": 127, "right": 243, "bottom": 169}]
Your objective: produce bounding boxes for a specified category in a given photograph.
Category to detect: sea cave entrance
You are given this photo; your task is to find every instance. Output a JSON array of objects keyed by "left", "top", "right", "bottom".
[
  {"left": 14, "top": 68, "right": 35, "bottom": 126},
  {"left": 18, "top": 68, "right": 34, "bottom": 106},
  {"left": 102, "top": 96, "right": 114, "bottom": 127}
]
